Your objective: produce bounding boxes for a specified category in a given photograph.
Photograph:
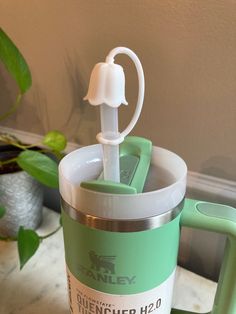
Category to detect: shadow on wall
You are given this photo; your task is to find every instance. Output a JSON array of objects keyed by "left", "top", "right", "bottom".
[
  {"left": 43, "top": 53, "right": 99, "bottom": 212},
  {"left": 0, "top": 63, "right": 46, "bottom": 134},
  {"left": 32, "top": 83, "right": 51, "bottom": 132},
  {"left": 0, "top": 63, "right": 18, "bottom": 126},
  {"left": 0, "top": 64, "right": 12, "bottom": 103},
  {"left": 64, "top": 53, "right": 99, "bottom": 144},
  {"left": 1, "top": 51, "right": 99, "bottom": 144},
  {"left": 201, "top": 155, "right": 236, "bottom": 182}
]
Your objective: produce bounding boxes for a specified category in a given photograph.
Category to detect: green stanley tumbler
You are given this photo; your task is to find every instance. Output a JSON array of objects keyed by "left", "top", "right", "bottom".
[{"left": 59, "top": 144, "right": 236, "bottom": 314}]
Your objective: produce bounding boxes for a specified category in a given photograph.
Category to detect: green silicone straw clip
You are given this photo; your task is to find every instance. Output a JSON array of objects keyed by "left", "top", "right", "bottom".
[{"left": 81, "top": 136, "right": 152, "bottom": 194}]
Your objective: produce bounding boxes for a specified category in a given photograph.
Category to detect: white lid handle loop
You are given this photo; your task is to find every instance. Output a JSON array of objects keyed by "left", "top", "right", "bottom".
[{"left": 105, "top": 47, "right": 145, "bottom": 144}]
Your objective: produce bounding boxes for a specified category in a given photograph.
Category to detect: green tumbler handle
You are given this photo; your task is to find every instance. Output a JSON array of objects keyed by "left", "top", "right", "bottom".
[{"left": 172, "top": 198, "right": 236, "bottom": 314}]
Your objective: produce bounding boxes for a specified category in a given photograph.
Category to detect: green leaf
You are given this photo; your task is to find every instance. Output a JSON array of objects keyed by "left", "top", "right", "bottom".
[
  {"left": 0, "top": 28, "right": 32, "bottom": 93},
  {"left": 43, "top": 130, "right": 67, "bottom": 152},
  {"left": 17, "top": 227, "right": 40, "bottom": 269},
  {"left": 16, "top": 150, "right": 59, "bottom": 188},
  {"left": 0, "top": 206, "right": 6, "bottom": 219}
]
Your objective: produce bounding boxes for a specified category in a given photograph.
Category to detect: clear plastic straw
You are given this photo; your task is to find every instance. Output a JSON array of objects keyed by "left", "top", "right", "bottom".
[{"left": 100, "top": 104, "right": 120, "bottom": 182}]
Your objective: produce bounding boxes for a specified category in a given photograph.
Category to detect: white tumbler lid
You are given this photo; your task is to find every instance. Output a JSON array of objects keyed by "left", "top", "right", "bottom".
[{"left": 59, "top": 145, "right": 187, "bottom": 220}]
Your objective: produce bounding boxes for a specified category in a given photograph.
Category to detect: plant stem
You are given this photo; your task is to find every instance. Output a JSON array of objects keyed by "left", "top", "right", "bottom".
[
  {"left": 0, "top": 226, "right": 61, "bottom": 242},
  {"left": 6, "top": 141, "right": 27, "bottom": 150},
  {"left": 0, "top": 157, "right": 17, "bottom": 166},
  {"left": 40, "top": 225, "right": 61, "bottom": 240},
  {"left": 0, "top": 93, "right": 22, "bottom": 123},
  {"left": 0, "top": 234, "right": 17, "bottom": 241},
  {"left": 0, "top": 135, "right": 39, "bottom": 151},
  {"left": 0, "top": 138, "right": 27, "bottom": 150},
  {"left": 12, "top": 142, "right": 41, "bottom": 150}
]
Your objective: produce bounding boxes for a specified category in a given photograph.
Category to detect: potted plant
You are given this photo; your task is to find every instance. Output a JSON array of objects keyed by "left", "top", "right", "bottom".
[{"left": 0, "top": 27, "right": 66, "bottom": 268}]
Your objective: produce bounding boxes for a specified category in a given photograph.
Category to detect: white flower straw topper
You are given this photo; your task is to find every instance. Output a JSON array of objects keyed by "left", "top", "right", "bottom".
[
  {"left": 84, "top": 47, "right": 145, "bottom": 183},
  {"left": 84, "top": 62, "right": 128, "bottom": 107}
]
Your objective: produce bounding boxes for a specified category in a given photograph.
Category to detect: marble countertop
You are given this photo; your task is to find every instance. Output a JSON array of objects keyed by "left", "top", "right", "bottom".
[{"left": 0, "top": 208, "right": 217, "bottom": 314}]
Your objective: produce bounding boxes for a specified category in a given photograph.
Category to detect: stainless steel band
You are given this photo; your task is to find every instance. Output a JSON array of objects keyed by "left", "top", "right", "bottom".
[{"left": 61, "top": 198, "right": 184, "bottom": 232}]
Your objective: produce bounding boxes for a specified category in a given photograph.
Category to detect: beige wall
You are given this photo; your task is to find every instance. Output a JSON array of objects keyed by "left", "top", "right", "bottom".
[{"left": 0, "top": 0, "right": 236, "bottom": 181}]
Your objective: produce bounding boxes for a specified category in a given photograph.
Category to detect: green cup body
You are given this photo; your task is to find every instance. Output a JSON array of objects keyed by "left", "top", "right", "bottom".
[
  {"left": 59, "top": 143, "right": 187, "bottom": 314},
  {"left": 62, "top": 205, "right": 182, "bottom": 314}
]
